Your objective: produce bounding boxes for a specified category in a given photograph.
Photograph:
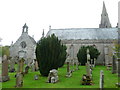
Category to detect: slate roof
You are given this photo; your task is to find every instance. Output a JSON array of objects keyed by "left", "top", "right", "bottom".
[{"left": 46, "top": 28, "right": 118, "bottom": 40}]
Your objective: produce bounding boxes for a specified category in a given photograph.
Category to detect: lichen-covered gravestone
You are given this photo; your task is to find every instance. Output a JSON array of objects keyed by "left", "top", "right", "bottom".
[
  {"left": 47, "top": 69, "right": 59, "bottom": 83},
  {"left": 0, "top": 55, "right": 10, "bottom": 82}
]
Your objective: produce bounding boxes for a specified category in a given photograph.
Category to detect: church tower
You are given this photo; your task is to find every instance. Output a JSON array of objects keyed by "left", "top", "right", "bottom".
[{"left": 99, "top": 2, "right": 112, "bottom": 28}]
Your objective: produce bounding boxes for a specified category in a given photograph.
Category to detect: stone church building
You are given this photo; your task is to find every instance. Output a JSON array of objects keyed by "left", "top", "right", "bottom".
[
  {"left": 10, "top": 23, "right": 36, "bottom": 65},
  {"left": 10, "top": 2, "right": 118, "bottom": 66},
  {"left": 46, "top": 2, "right": 118, "bottom": 65}
]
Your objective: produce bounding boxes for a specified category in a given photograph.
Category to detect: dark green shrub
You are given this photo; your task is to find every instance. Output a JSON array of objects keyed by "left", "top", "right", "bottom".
[
  {"left": 35, "top": 34, "right": 67, "bottom": 76},
  {"left": 77, "top": 45, "right": 100, "bottom": 65}
]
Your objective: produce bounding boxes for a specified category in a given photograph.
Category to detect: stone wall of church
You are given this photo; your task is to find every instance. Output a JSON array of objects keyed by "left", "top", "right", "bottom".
[
  {"left": 10, "top": 33, "right": 36, "bottom": 65},
  {"left": 62, "top": 39, "right": 116, "bottom": 65}
]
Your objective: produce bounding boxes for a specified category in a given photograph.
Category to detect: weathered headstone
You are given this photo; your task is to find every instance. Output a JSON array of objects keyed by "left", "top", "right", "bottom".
[
  {"left": 35, "top": 60, "right": 39, "bottom": 71},
  {"left": 93, "top": 58, "right": 96, "bottom": 67},
  {"left": 112, "top": 55, "right": 117, "bottom": 74},
  {"left": 67, "top": 62, "right": 70, "bottom": 73},
  {"left": 31, "top": 60, "right": 35, "bottom": 72},
  {"left": 0, "top": 55, "right": 10, "bottom": 82},
  {"left": 47, "top": 69, "right": 59, "bottom": 83},
  {"left": 18, "top": 58, "right": 24, "bottom": 73},
  {"left": 34, "top": 75, "right": 39, "bottom": 80},
  {"left": 24, "top": 66, "right": 29, "bottom": 74},
  {"left": 86, "top": 63, "right": 91, "bottom": 78},
  {"left": 9, "top": 57, "right": 15, "bottom": 72},
  {"left": 81, "top": 74, "right": 92, "bottom": 85},
  {"left": 15, "top": 72, "right": 23, "bottom": 87},
  {"left": 72, "top": 59, "right": 75, "bottom": 72},
  {"left": 69, "top": 44, "right": 75, "bottom": 72},
  {"left": 75, "top": 61, "right": 79, "bottom": 70},
  {"left": 87, "top": 49, "right": 90, "bottom": 63},
  {"left": 15, "top": 58, "right": 24, "bottom": 87},
  {"left": 66, "top": 62, "right": 72, "bottom": 77},
  {"left": 100, "top": 70, "right": 104, "bottom": 90}
]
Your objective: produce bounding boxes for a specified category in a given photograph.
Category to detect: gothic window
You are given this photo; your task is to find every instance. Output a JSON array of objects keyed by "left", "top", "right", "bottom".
[{"left": 20, "top": 41, "right": 27, "bottom": 48}]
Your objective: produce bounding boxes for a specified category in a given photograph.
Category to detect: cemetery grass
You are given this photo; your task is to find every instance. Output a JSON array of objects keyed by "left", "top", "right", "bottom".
[{"left": 2, "top": 65, "right": 118, "bottom": 88}]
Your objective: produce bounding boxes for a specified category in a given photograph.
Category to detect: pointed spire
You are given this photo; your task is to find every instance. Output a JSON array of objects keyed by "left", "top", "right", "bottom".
[
  {"left": 99, "top": 1, "right": 111, "bottom": 28},
  {"left": 102, "top": 1, "right": 107, "bottom": 15},
  {"left": 42, "top": 29, "right": 44, "bottom": 38}
]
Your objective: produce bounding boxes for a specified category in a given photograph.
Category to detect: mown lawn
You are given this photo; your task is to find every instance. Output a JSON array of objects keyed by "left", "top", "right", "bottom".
[{"left": 2, "top": 65, "right": 118, "bottom": 88}]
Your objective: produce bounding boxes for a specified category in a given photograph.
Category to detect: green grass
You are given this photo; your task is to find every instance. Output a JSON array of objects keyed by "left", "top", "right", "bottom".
[{"left": 2, "top": 65, "right": 118, "bottom": 88}]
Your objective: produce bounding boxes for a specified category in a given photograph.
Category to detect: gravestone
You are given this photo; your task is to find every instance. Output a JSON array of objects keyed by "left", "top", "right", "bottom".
[
  {"left": 24, "top": 66, "right": 29, "bottom": 74},
  {"left": 91, "top": 59, "right": 94, "bottom": 68},
  {"left": 9, "top": 57, "right": 15, "bottom": 72},
  {"left": 35, "top": 60, "right": 39, "bottom": 71},
  {"left": 66, "top": 62, "right": 72, "bottom": 77},
  {"left": 15, "top": 58, "right": 24, "bottom": 87},
  {"left": 75, "top": 61, "right": 79, "bottom": 70},
  {"left": 31, "top": 60, "right": 35, "bottom": 72},
  {"left": 81, "top": 74, "right": 92, "bottom": 85},
  {"left": 47, "top": 69, "right": 59, "bottom": 83},
  {"left": 15, "top": 72, "right": 23, "bottom": 87},
  {"left": 72, "top": 59, "right": 75, "bottom": 72},
  {"left": 34, "top": 75, "right": 39, "bottom": 80},
  {"left": 112, "top": 55, "right": 117, "bottom": 74},
  {"left": 93, "top": 58, "right": 96, "bottom": 67},
  {"left": 0, "top": 55, "right": 10, "bottom": 82},
  {"left": 69, "top": 44, "right": 75, "bottom": 72},
  {"left": 66, "top": 62, "right": 70, "bottom": 73},
  {"left": 87, "top": 49, "right": 90, "bottom": 63},
  {"left": 18, "top": 58, "right": 24, "bottom": 73},
  {"left": 86, "top": 63, "right": 91, "bottom": 78},
  {"left": 100, "top": 70, "right": 104, "bottom": 90}
]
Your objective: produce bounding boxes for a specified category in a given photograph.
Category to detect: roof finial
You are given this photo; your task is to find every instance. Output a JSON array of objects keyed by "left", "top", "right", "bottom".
[
  {"left": 49, "top": 25, "right": 51, "bottom": 30},
  {"left": 42, "top": 29, "right": 44, "bottom": 38}
]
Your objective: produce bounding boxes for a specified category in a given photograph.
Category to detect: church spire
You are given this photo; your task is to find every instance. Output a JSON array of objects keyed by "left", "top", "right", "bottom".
[
  {"left": 22, "top": 23, "right": 28, "bottom": 34},
  {"left": 99, "top": 1, "right": 112, "bottom": 28}
]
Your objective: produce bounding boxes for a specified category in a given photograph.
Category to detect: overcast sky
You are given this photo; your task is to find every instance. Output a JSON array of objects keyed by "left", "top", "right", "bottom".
[{"left": 0, "top": 0, "right": 119, "bottom": 46}]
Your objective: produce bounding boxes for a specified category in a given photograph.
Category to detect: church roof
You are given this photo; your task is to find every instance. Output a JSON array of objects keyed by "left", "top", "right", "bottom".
[
  {"left": 28, "top": 35, "right": 36, "bottom": 44},
  {"left": 46, "top": 28, "right": 118, "bottom": 40}
]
